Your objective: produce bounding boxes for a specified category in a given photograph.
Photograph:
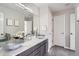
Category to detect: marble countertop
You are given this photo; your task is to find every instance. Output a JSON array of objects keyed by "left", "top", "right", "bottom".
[{"left": 0, "top": 36, "right": 47, "bottom": 56}]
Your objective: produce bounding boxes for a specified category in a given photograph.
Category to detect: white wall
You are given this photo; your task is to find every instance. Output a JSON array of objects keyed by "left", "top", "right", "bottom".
[
  {"left": 39, "top": 4, "right": 48, "bottom": 36},
  {"left": 39, "top": 4, "right": 54, "bottom": 52},
  {"left": 48, "top": 9, "right": 54, "bottom": 50}
]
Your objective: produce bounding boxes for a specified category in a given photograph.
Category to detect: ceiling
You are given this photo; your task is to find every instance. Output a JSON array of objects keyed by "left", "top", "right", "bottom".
[
  {"left": 34, "top": 3, "right": 78, "bottom": 12},
  {"left": 48, "top": 3, "right": 76, "bottom": 12},
  {"left": 0, "top": 3, "right": 79, "bottom": 15},
  {"left": 0, "top": 3, "right": 33, "bottom": 17}
]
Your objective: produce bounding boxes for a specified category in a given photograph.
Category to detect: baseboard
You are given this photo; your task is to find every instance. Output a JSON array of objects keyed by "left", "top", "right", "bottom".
[
  {"left": 52, "top": 44, "right": 76, "bottom": 51},
  {"left": 64, "top": 46, "right": 76, "bottom": 51}
]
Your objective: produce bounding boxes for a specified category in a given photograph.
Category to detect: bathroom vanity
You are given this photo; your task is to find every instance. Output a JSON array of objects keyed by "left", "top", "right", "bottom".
[
  {"left": 0, "top": 37, "right": 48, "bottom": 56},
  {"left": 0, "top": 4, "right": 48, "bottom": 56},
  {"left": 17, "top": 39, "right": 48, "bottom": 56}
]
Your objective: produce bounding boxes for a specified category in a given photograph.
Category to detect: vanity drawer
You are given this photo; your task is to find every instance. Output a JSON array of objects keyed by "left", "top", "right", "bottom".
[
  {"left": 34, "top": 51, "right": 41, "bottom": 56},
  {"left": 27, "top": 42, "right": 42, "bottom": 56},
  {"left": 41, "top": 39, "right": 48, "bottom": 45},
  {"left": 17, "top": 42, "right": 41, "bottom": 56},
  {"left": 27, "top": 47, "right": 41, "bottom": 56},
  {"left": 16, "top": 47, "right": 34, "bottom": 56},
  {"left": 33, "top": 47, "right": 41, "bottom": 56}
]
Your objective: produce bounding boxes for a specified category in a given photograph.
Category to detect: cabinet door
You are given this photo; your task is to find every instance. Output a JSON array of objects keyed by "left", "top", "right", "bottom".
[
  {"left": 41, "top": 44, "right": 47, "bottom": 56},
  {"left": 16, "top": 47, "right": 34, "bottom": 56},
  {"left": 17, "top": 39, "right": 48, "bottom": 56},
  {"left": 34, "top": 51, "right": 41, "bottom": 56},
  {"left": 33, "top": 47, "right": 41, "bottom": 56}
]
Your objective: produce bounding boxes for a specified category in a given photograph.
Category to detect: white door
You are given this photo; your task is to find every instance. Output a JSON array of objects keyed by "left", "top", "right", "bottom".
[
  {"left": 54, "top": 14, "right": 65, "bottom": 47},
  {"left": 70, "top": 14, "right": 75, "bottom": 50}
]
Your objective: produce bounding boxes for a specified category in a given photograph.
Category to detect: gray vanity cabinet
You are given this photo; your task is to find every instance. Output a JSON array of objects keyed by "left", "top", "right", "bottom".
[
  {"left": 41, "top": 43, "right": 47, "bottom": 56},
  {"left": 16, "top": 39, "right": 48, "bottom": 56}
]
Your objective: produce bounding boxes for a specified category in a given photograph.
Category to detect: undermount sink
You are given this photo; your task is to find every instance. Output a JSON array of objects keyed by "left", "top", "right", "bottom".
[
  {"left": 37, "top": 35, "right": 45, "bottom": 39},
  {"left": 3, "top": 43, "right": 22, "bottom": 51},
  {"left": 2, "top": 39, "right": 23, "bottom": 51}
]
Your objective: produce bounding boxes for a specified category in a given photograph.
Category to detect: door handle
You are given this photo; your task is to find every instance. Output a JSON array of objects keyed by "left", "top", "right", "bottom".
[
  {"left": 70, "top": 33, "right": 73, "bottom": 35},
  {"left": 61, "top": 33, "right": 64, "bottom": 34}
]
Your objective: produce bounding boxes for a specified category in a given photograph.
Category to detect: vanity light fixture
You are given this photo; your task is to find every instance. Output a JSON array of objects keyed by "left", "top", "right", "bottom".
[{"left": 15, "top": 3, "right": 33, "bottom": 14}]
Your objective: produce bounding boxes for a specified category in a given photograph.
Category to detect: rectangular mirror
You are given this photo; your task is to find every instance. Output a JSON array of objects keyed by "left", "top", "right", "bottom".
[{"left": 0, "top": 3, "right": 34, "bottom": 43}]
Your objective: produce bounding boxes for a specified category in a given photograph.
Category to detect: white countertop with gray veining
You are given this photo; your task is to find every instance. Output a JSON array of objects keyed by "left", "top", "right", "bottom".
[{"left": 0, "top": 36, "right": 47, "bottom": 56}]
